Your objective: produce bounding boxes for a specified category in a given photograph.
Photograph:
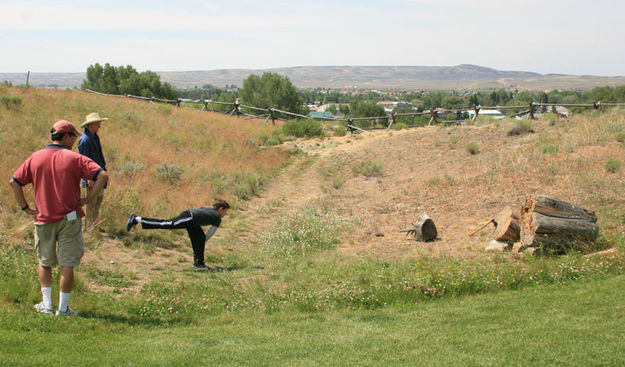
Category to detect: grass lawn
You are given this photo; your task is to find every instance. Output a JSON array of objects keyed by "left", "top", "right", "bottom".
[{"left": 1, "top": 275, "right": 624, "bottom": 366}]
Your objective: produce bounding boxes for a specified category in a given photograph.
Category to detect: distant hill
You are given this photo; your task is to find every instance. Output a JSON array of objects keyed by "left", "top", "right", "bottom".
[{"left": 2, "top": 65, "right": 624, "bottom": 90}]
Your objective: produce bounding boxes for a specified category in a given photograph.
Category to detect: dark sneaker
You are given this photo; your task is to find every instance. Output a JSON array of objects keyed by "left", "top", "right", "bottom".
[
  {"left": 34, "top": 301, "right": 53, "bottom": 315},
  {"left": 126, "top": 213, "right": 137, "bottom": 231},
  {"left": 55, "top": 306, "right": 77, "bottom": 317},
  {"left": 192, "top": 264, "right": 211, "bottom": 271}
]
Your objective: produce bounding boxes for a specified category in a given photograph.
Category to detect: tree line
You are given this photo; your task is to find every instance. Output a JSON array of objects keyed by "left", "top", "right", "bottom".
[
  {"left": 82, "top": 63, "right": 625, "bottom": 120},
  {"left": 81, "top": 63, "right": 177, "bottom": 100}
]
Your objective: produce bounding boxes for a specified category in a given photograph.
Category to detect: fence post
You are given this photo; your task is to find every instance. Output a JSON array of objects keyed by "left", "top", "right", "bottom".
[
  {"left": 472, "top": 105, "right": 480, "bottom": 121},
  {"left": 265, "top": 108, "right": 276, "bottom": 125},
  {"left": 387, "top": 112, "right": 396, "bottom": 129},
  {"left": 428, "top": 109, "right": 438, "bottom": 125},
  {"left": 176, "top": 99, "right": 181, "bottom": 107},
  {"left": 529, "top": 102, "right": 535, "bottom": 120},
  {"left": 230, "top": 98, "right": 241, "bottom": 116},
  {"left": 346, "top": 118, "right": 355, "bottom": 134}
]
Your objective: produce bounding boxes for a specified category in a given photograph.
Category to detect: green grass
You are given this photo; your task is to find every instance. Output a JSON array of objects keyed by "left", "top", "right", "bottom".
[
  {"left": 2, "top": 274, "right": 624, "bottom": 366},
  {"left": 352, "top": 160, "right": 383, "bottom": 177},
  {"left": 2, "top": 192, "right": 625, "bottom": 366}
]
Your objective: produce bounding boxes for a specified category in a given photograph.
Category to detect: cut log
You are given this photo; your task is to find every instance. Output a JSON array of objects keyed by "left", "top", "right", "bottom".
[
  {"left": 522, "top": 212, "right": 599, "bottom": 247},
  {"left": 414, "top": 214, "right": 437, "bottom": 241},
  {"left": 522, "top": 195, "right": 596, "bottom": 223},
  {"left": 520, "top": 195, "right": 599, "bottom": 248},
  {"left": 492, "top": 206, "right": 521, "bottom": 242},
  {"left": 401, "top": 213, "right": 437, "bottom": 242}
]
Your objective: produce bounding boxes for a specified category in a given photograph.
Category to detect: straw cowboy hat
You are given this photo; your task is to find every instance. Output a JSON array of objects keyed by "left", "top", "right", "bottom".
[{"left": 81, "top": 112, "right": 109, "bottom": 128}]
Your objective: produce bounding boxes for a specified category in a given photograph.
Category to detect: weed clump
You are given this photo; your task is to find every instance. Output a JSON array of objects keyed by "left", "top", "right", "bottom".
[
  {"left": 605, "top": 159, "right": 622, "bottom": 173},
  {"left": 353, "top": 160, "right": 383, "bottom": 177},
  {"left": 155, "top": 161, "right": 184, "bottom": 184},
  {"left": 508, "top": 120, "right": 535, "bottom": 136},
  {"left": 260, "top": 206, "right": 346, "bottom": 257},
  {"left": 541, "top": 143, "right": 558, "bottom": 154},
  {"left": 465, "top": 141, "right": 481, "bottom": 155}
]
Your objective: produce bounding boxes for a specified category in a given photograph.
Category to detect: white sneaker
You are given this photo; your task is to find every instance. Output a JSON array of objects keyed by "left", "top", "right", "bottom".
[
  {"left": 55, "top": 306, "right": 77, "bottom": 317},
  {"left": 34, "top": 302, "right": 53, "bottom": 314}
]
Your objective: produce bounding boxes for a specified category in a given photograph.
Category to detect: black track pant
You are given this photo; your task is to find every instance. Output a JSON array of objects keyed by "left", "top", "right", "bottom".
[{"left": 140, "top": 210, "right": 206, "bottom": 266}]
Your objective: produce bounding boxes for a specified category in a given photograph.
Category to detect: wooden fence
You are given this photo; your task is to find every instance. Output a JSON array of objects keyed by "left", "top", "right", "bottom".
[{"left": 84, "top": 89, "right": 625, "bottom": 133}]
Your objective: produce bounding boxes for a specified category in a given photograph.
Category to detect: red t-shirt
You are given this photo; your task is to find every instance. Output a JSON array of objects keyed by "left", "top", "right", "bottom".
[{"left": 13, "top": 144, "right": 103, "bottom": 224}]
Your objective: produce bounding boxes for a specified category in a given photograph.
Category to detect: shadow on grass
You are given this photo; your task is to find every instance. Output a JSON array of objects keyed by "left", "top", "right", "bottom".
[
  {"left": 77, "top": 310, "right": 189, "bottom": 327},
  {"left": 182, "top": 264, "right": 248, "bottom": 273}
]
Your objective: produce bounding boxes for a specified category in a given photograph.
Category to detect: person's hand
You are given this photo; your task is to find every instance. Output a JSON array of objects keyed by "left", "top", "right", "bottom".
[
  {"left": 76, "top": 197, "right": 87, "bottom": 207},
  {"left": 24, "top": 207, "right": 38, "bottom": 215},
  {"left": 87, "top": 180, "right": 95, "bottom": 188}
]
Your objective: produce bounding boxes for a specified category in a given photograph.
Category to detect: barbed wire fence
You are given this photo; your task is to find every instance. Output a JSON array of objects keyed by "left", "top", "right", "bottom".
[{"left": 84, "top": 89, "right": 625, "bottom": 134}]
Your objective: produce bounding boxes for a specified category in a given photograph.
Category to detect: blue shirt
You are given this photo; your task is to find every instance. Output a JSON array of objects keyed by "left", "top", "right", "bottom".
[{"left": 78, "top": 129, "right": 106, "bottom": 188}]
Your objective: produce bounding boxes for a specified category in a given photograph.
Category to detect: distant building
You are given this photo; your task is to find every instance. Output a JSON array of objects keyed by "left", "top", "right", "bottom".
[
  {"left": 309, "top": 111, "right": 335, "bottom": 119},
  {"left": 466, "top": 109, "right": 505, "bottom": 120}
]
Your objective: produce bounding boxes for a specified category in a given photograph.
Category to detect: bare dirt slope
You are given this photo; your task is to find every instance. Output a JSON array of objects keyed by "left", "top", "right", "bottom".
[
  {"left": 82, "top": 119, "right": 587, "bottom": 292},
  {"left": 237, "top": 126, "right": 522, "bottom": 260},
  {"left": 235, "top": 120, "right": 578, "bottom": 261}
]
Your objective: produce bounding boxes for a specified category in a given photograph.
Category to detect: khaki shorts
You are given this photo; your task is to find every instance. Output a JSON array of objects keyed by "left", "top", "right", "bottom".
[{"left": 35, "top": 217, "right": 84, "bottom": 267}]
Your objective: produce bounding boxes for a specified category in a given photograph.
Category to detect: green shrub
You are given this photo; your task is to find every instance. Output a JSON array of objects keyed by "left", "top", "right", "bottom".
[
  {"left": 507, "top": 120, "right": 535, "bottom": 136},
  {"left": 257, "top": 134, "right": 269, "bottom": 145},
  {"left": 465, "top": 141, "right": 481, "bottom": 155},
  {"left": 616, "top": 132, "right": 625, "bottom": 144},
  {"left": 333, "top": 126, "right": 347, "bottom": 136},
  {"left": 265, "top": 135, "right": 283, "bottom": 146},
  {"left": 541, "top": 144, "right": 558, "bottom": 154},
  {"left": 117, "top": 162, "right": 146, "bottom": 178},
  {"left": 282, "top": 118, "right": 324, "bottom": 138},
  {"left": 426, "top": 177, "right": 442, "bottom": 187},
  {"left": 155, "top": 161, "right": 184, "bottom": 184},
  {"left": 1, "top": 95, "right": 22, "bottom": 108},
  {"left": 353, "top": 160, "right": 383, "bottom": 177},
  {"left": 605, "top": 159, "right": 622, "bottom": 173},
  {"left": 332, "top": 176, "right": 344, "bottom": 189},
  {"left": 232, "top": 171, "right": 266, "bottom": 200},
  {"left": 393, "top": 122, "right": 407, "bottom": 130}
]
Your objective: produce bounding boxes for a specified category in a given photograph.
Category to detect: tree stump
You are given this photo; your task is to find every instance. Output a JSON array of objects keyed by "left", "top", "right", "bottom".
[
  {"left": 492, "top": 206, "right": 520, "bottom": 242},
  {"left": 400, "top": 213, "right": 437, "bottom": 242}
]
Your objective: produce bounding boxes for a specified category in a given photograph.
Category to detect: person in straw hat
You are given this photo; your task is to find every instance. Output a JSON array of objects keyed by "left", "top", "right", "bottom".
[{"left": 78, "top": 112, "right": 109, "bottom": 232}]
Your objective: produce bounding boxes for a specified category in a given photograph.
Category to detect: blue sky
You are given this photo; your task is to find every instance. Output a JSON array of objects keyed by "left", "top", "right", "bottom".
[{"left": 2, "top": 0, "right": 624, "bottom": 76}]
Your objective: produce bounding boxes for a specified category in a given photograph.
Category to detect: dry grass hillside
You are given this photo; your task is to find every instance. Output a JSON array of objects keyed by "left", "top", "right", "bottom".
[
  {"left": 2, "top": 85, "right": 625, "bottom": 293},
  {"left": 0, "top": 86, "right": 286, "bottom": 239},
  {"left": 238, "top": 111, "right": 625, "bottom": 261}
]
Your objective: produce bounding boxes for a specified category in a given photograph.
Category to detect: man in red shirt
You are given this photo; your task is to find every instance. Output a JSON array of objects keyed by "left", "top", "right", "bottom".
[{"left": 9, "top": 120, "right": 108, "bottom": 316}]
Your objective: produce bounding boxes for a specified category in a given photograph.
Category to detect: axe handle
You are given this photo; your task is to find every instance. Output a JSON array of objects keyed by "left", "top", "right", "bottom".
[{"left": 468, "top": 220, "right": 494, "bottom": 236}]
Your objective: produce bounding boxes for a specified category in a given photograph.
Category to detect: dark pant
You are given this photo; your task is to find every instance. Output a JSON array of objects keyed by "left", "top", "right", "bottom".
[{"left": 140, "top": 210, "right": 207, "bottom": 266}]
